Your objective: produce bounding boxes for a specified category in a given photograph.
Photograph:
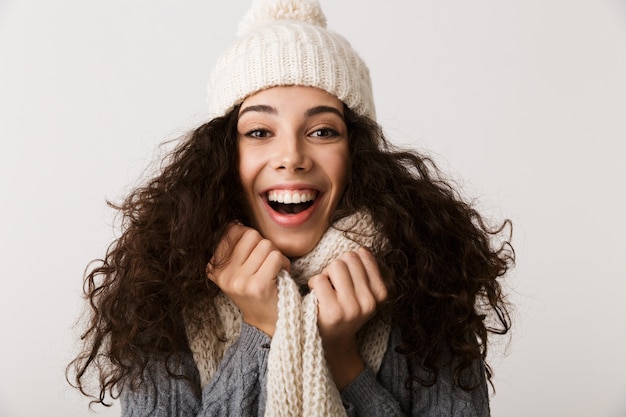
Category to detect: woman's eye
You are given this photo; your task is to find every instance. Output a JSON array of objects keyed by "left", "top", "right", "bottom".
[
  {"left": 245, "top": 129, "right": 271, "bottom": 138},
  {"left": 310, "top": 128, "right": 339, "bottom": 138}
]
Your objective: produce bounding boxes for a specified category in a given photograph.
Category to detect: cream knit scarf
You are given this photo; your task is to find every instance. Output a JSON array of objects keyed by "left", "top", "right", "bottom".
[{"left": 185, "top": 212, "right": 391, "bottom": 417}]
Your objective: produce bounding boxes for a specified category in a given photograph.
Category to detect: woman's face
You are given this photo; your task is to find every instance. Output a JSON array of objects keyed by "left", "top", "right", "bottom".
[{"left": 237, "top": 86, "right": 349, "bottom": 257}]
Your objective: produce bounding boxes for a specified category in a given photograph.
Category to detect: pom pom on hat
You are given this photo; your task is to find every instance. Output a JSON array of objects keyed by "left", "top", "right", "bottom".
[
  {"left": 237, "top": 0, "right": 327, "bottom": 36},
  {"left": 207, "top": 0, "right": 376, "bottom": 120}
]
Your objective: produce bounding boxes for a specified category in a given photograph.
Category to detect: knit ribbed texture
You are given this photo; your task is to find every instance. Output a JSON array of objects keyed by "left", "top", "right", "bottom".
[
  {"left": 185, "top": 212, "right": 391, "bottom": 417},
  {"left": 206, "top": 0, "right": 376, "bottom": 120}
]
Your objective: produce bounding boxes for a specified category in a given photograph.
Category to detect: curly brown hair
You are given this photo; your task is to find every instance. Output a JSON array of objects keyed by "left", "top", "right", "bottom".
[{"left": 67, "top": 105, "right": 513, "bottom": 405}]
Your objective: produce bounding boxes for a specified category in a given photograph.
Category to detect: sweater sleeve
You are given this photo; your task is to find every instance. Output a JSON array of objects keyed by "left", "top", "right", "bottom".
[
  {"left": 340, "top": 367, "right": 406, "bottom": 416},
  {"left": 339, "top": 327, "right": 490, "bottom": 417},
  {"left": 200, "top": 322, "right": 271, "bottom": 415},
  {"left": 120, "top": 322, "right": 271, "bottom": 417}
]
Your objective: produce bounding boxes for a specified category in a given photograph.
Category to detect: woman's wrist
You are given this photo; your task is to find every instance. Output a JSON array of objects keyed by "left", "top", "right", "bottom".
[{"left": 324, "top": 344, "right": 365, "bottom": 390}]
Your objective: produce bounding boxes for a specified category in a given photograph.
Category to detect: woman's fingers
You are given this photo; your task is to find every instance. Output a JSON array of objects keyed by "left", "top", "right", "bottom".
[
  {"left": 206, "top": 223, "right": 289, "bottom": 337},
  {"left": 324, "top": 255, "right": 357, "bottom": 297},
  {"left": 308, "top": 247, "right": 388, "bottom": 342},
  {"left": 321, "top": 249, "right": 386, "bottom": 315},
  {"left": 255, "top": 247, "right": 289, "bottom": 279},
  {"left": 341, "top": 251, "right": 377, "bottom": 314},
  {"left": 308, "top": 273, "right": 340, "bottom": 317},
  {"left": 209, "top": 225, "right": 282, "bottom": 279},
  {"left": 356, "top": 247, "right": 388, "bottom": 304},
  {"left": 209, "top": 224, "right": 247, "bottom": 272}
]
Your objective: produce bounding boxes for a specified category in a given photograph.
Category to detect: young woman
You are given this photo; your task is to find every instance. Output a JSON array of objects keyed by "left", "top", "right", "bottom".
[{"left": 68, "top": 1, "right": 513, "bottom": 416}]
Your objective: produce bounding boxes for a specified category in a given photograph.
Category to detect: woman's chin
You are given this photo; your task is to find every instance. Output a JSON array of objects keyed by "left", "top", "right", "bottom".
[
  {"left": 255, "top": 217, "right": 329, "bottom": 258},
  {"left": 270, "top": 232, "right": 321, "bottom": 258},
  {"left": 279, "top": 242, "right": 316, "bottom": 259}
]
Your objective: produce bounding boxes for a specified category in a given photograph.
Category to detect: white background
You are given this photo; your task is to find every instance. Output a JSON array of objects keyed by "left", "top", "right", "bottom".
[{"left": 1, "top": 1, "right": 625, "bottom": 416}]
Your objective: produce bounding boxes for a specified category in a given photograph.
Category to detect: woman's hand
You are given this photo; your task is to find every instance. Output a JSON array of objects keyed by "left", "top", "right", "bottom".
[
  {"left": 207, "top": 224, "right": 289, "bottom": 337},
  {"left": 307, "top": 247, "right": 388, "bottom": 390}
]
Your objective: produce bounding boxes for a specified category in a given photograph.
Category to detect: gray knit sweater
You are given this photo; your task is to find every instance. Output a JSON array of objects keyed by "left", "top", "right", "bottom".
[{"left": 121, "top": 323, "right": 490, "bottom": 417}]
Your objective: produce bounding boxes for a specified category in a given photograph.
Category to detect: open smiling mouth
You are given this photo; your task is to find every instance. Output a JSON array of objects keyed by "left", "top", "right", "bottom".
[{"left": 267, "top": 190, "right": 317, "bottom": 215}]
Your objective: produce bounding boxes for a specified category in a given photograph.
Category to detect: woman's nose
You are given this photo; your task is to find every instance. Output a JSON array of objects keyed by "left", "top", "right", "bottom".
[{"left": 271, "top": 135, "right": 312, "bottom": 172}]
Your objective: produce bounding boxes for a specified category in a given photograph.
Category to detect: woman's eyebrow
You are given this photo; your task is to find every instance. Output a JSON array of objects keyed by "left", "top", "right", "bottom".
[
  {"left": 238, "top": 104, "right": 344, "bottom": 120},
  {"left": 305, "top": 106, "right": 344, "bottom": 120},
  {"left": 239, "top": 104, "right": 277, "bottom": 117}
]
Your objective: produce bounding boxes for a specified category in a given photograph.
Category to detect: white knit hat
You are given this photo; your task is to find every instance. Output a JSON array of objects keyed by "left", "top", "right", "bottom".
[{"left": 206, "top": 0, "right": 376, "bottom": 120}]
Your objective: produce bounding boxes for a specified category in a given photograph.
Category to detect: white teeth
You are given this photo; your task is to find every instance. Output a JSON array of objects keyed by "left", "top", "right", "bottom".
[{"left": 268, "top": 190, "right": 316, "bottom": 204}]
